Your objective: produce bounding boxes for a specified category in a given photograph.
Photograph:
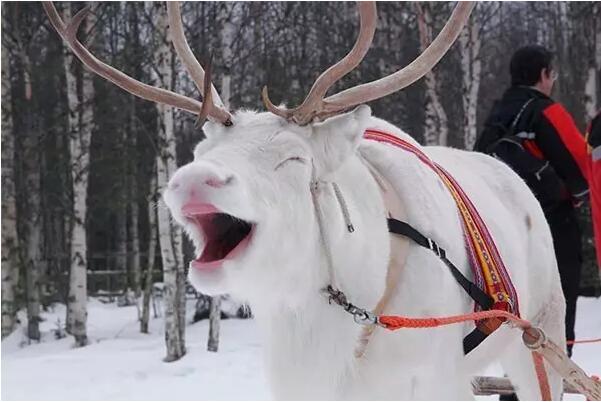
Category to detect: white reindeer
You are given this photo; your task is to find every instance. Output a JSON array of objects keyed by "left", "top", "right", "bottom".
[{"left": 45, "top": 2, "right": 566, "bottom": 399}]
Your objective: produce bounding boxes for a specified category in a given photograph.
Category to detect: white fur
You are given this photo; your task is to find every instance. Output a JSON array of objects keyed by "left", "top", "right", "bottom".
[{"left": 164, "top": 106, "right": 565, "bottom": 400}]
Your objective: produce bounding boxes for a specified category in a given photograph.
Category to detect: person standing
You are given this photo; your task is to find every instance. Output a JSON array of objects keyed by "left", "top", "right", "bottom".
[{"left": 476, "top": 46, "right": 589, "bottom": 362}]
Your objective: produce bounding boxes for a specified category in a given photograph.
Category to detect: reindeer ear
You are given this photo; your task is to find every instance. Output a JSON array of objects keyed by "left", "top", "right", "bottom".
[{"left": 310, "top": 105, "right": 372, "bottom": 174}]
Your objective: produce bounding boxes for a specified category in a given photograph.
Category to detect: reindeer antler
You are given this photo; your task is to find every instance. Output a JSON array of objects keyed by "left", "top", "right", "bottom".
[
  {"left": 43, "top": 2, "right": 232, "bottom": 126},
  {"left": 263, "top": 1, "right": 475, "bottom": 126},
  {"left": 262, "top": 2, "right": 377, "bottom": 125}
]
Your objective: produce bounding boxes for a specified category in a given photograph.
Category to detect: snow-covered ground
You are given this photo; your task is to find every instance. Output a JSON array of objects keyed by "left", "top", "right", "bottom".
[{"left": 2, "top": 296, "right": 600, "bottom": 400}]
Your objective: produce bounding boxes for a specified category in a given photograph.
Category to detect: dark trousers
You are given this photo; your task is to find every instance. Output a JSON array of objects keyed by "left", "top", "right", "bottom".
[
  {"left": 500, "top": 203, "right": 582, "bottom": 401},
  {"left": 546, "top": 202, "right": 582, "bottom": 357}
]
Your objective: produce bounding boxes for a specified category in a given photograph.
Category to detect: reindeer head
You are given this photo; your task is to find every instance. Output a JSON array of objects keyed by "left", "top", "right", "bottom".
[
  {"left": 163, "top": 105, "right": 375, "bottom": 301},
  {"left": 44, "top": 1, "right": 473, "bottom": 303}
]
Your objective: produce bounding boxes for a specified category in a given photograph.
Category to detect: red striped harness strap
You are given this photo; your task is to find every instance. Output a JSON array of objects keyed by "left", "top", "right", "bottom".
[{"left": 360, "top": 129, "right": 521, "bottom": 354}]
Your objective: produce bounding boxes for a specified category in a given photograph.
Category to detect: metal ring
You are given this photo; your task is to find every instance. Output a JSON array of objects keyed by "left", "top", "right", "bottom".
[{"left": 522, "top": 327, "right": 547, "bottom": 350}]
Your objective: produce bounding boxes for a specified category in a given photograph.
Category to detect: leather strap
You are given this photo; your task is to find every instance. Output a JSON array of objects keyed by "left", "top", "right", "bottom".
[
  {"left": 387, "top": 218, "right": 501, "bottom": 354},
  {"left": 387, "top": 218, "right": 494, "bottom": 311}
]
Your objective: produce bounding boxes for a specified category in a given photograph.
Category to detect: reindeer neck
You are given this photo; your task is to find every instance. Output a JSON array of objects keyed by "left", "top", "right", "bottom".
[{"left": 249, "top": 156, "right": 391, "bottom": 398}]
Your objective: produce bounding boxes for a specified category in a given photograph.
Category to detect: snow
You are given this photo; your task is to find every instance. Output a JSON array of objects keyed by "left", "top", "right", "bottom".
[{"left": 2, "top": 297, "right": 600, "bottom": 400}]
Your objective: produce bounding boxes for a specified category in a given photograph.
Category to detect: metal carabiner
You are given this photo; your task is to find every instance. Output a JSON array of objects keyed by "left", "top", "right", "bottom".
[{"left": 352, "top": 309, "right": 379, "bottom": 326}]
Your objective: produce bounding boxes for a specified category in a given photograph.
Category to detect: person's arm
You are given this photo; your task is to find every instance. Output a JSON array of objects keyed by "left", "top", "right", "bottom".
[{"left": 533, "top": 103, "right": 589, "bottom": 199}]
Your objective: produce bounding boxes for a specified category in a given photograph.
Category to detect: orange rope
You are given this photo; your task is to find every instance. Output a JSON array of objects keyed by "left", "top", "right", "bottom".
[
  {"left": 379, "top": 309, "right": 531, "bottom": 330},
  {"left": 377, "top": 309, "right": 601, "bottom": 400},
  {"left": 379, "top": 310, "right": 601, "bottom": 346},
  {"left": 567, "top": 337, "right": 601, "bottom": 345}
]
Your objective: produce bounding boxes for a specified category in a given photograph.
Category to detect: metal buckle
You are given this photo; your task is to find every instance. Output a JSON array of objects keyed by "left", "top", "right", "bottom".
[
  {"left": 428, "top": 238, "right": 442, "bottom": 257},
  {"left": 323, "top": 285, "right": 381, "bottom": 327},
  {"left": 352, "top": 309, "right": 379, "bottom": 326}
]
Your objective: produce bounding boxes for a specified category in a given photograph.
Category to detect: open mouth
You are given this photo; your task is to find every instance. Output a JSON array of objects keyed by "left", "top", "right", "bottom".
[{"left": 183, "top": 203, "right": 254, "bottom": 271}]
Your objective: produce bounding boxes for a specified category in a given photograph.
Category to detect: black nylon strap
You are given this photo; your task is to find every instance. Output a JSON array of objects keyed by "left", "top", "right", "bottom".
[
  {"left": 387, "top": 218, "right": 494, "bottom": 311},
  {"left": 463, "top": 327, "right": 489, "bottom": 354}
]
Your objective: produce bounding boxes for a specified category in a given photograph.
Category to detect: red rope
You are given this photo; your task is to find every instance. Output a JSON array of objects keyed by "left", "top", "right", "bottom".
[{"left": 532, "top": 351, "right": 552, "bottom": 400}]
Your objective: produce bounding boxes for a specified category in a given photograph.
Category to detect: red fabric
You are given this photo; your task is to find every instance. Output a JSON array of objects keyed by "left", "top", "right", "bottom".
[
  {"left": 524, "top": 139, "right": 545, "bottom": 159},
  {"left": 543, "top": 104, "right": 590, "bottom": 182},
  {"left": 364, "top": 129, "right": 520, "bottom": 317},
  {"left": 586, "top": 118, "right": 601, "bottom": 270},
  {"left": 591, "top": 162, "right": 601, "bottom": 270}
]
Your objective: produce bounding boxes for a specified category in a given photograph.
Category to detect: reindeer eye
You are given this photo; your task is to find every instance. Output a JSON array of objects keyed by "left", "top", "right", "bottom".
[{"left": 275, "top": 156, "right": 307, "bottom": 171}]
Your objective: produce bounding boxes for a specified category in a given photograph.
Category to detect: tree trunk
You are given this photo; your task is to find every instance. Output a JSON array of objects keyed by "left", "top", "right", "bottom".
[
  {"left": 1, "top": 21, "right": 20, "bottom": 339},
  {"left": 459, "top": 13, "right": 482, "bottom": 150},
  {"left": 153, "top": 2, "right": 186, "bottom": 362},
  {"left": 415, "top": 3, "right": 449, "bottom": 146},
  {"left": 115, "top": 164, "right": 128, "bottom": 288},
  {"left": 583, "top": 7, "right": 600, "bottom": 120},
  {"left": 140, "top": 174, "right": 158, "bottom": 334},
  {"left": 556, "top": 2, "right": 572, "bottom": 103},
  {"left": 63, "top": 3, "right": 92, "bottom": 347},
  {"left": 129, "top": 99, "right": 141, "bottom": 300},
  {"left": 127, "top": 2, "right": 142, "bottom": 301},
  {"left": 207, "top": 296, "right": 221, "bottom": 352},
  {"left": 220, "top": 3, "right": 236, "bottom": 110},
  {"left": 18, "top": 36, "right": 41, "bottom": 342}
]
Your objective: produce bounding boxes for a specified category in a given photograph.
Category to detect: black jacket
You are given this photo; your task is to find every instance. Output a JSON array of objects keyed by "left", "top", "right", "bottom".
[
  {"left": 476, "top": 86, "right": 589, "bottom": 200},
  {"left": 588, "top": 111, "right": 601, "bottom": 149}
]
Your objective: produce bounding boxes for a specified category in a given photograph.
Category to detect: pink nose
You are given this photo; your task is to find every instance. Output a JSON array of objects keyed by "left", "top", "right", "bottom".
[{"left": 168, "top": 162, "right": 235, "bottom": 196}]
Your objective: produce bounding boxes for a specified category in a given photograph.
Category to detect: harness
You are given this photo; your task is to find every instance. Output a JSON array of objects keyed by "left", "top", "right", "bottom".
[{"left": 312, "top": 128, "right": 521, "bottom": 357}]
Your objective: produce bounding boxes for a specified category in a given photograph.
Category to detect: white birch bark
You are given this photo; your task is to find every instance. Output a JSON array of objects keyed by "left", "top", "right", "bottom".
[
  {"left": 584, "top": 12, "right": 600, "bottom": 120},
  {"left": 416, "top": 3, "right": 449, "bottom": 146},
  {"left": 17, "top": 34, "right": 41, "bottom": 342},
  {"left": 585, "top": 68, "right": 598, "bottom": 120},
  {"left": 556, "top": 3, "right": 572, "bottom": 102},
  {"left": 63, "top": 3, "right": 93, "bottom": 347},
  {"left": 141, "top": 174, "right": 158, "bottom": 334},
  {"left": 115, "top": 170, "right": 128, "bottom": 279},
  {"left": 459, "top": 13, "right": 482, "bottom": 150},
  {"left": 207, "top": 296, "right": 221, "bottom": 352},
  {"left": 1, "top": 26, "right": 19, "bottom": 339},
  {"left": 153, "top": 3, "right": 185, "bottom": 361},
  {"left": 129, "top": 102, "right": 141, "bottom": 300}
]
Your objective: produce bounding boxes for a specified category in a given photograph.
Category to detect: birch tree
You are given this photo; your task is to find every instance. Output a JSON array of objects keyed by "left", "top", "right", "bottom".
[
  {"left": 63, "top": 3, "right": 94, "bottom": 347},
  {"left": 129, "top": 109, "right": 142, "bottom": 302},
  {"left": 141, "top": 174, "right": 158, "bottom": 334},
  {"left": 205, "top": 2, "right": 240, "bottom": 354},
  {"left": 126, "top": 2, "right": 143, "bottom": 302},
  {"left": 1, "top": 16, "right": 20, "bottom": 339},
  {"left": 152, "top": 2, "right": 186, "bottom": 361},
  {"left": 459, "top": 9, "right": 482, "bottom": 150},
  {"left": 583, "top": 4, "right": 600, "bottom": 120},
  {"left": 15, "top": 11, "right": 42, "bottom": 342},
  {"left": 415, "top": 3, "right": 449, "bottom": 146},
  {"left": 556, "top": 2, "right": 573, "bottom": 103}
]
